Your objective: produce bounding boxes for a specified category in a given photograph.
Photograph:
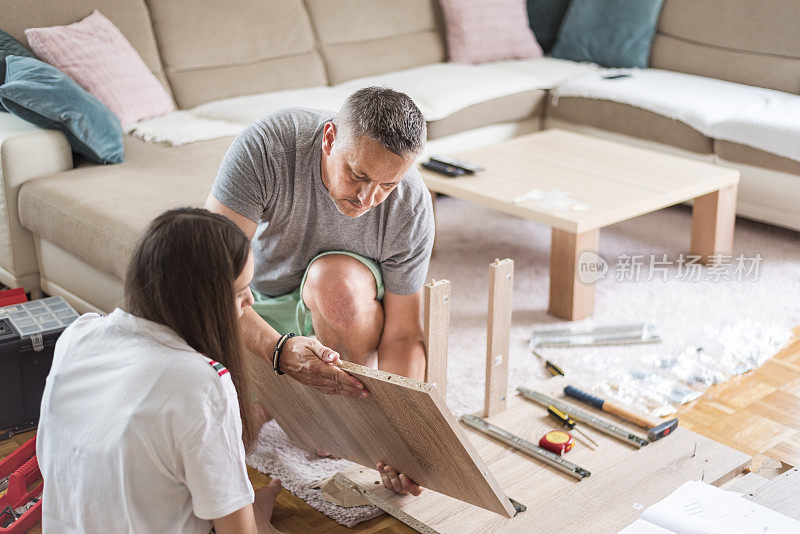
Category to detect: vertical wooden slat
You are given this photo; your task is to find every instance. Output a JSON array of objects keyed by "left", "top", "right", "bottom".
[
  {"left": 484, "top": 259, "right": 513, "bottom": 417},
  {"left": 423, "top": 279, "right": 450, "bottom": 401}
]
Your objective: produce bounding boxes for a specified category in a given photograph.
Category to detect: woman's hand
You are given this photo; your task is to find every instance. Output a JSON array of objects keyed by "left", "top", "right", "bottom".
[
  {"left": 278, "top": 336, "right": 369, "bottom": 398},
  {"left": 377, "top": 462, "right": 423, "bottom": 496}
]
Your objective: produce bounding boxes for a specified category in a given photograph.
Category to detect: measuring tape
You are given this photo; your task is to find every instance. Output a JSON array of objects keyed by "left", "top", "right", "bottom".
[
  {"left": 539, "top": 431, "right": 574, "bottom": 455},
  {"left": 461, "top": 414, "right": 590, "bottom": 480},
  {"left": 516, "top": 387, "right": 649, "bottom": 448}
]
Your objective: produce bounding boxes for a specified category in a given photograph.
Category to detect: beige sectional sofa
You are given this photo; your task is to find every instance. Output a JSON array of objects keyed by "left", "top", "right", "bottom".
[
  {"left": 547, "top": 0, "right": 800, "bottom": 232},
  {"left": 0, "top": 0, "right": 798, "bottom": 314}
]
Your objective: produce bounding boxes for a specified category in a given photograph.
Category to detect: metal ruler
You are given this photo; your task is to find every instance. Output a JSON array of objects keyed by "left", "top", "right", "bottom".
[
  {"left": 516, "top": 387, "right": 649, "bottom": 449},
  {"left": 461, "top": 414, "right": 591, "bottom": 480}
]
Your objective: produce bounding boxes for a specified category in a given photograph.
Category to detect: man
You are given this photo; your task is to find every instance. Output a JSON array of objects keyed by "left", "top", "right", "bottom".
[{"left": 205, "top": 87, "right": 434, "bottom": 404}]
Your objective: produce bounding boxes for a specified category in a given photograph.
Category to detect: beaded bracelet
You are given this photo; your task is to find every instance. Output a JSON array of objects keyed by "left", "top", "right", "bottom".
[{"left": 272, "top": 333, "right": 295, "bottom": 375}]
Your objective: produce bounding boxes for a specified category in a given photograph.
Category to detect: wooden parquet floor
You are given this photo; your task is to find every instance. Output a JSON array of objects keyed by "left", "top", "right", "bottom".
[
  {"left": 4, "top": 326, "right": 798, "bottom": 533},
  {"left": 676, "top": 325, "right": 800, "bottom": 467}
]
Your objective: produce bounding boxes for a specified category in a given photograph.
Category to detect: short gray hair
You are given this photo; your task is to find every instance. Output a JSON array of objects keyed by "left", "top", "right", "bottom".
[{"left": 334, "top": 87, "right": 426, "bottom": 157}]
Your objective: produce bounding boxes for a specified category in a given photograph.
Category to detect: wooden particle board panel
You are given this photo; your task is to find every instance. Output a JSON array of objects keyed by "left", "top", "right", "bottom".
[
  {"left": 745, "top": 467, "right": 800, "bottom": 520},
  {"left": 250, "top": 354, "right": 515, "bottom": 517},
  {"left": 720, "top": 472, "right": 771, "bottom": 495},
  {"left": 337, "top": 376, "right": 751, "bottom": 534}
]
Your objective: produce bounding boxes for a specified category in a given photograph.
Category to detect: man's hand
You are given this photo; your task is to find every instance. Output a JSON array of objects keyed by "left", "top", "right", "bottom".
[
  {"left": 377, "top": 462, "right": 423, "bottom": 496},
  {"left": 279, "top": 336, "right": 369, "bottom": 398}
]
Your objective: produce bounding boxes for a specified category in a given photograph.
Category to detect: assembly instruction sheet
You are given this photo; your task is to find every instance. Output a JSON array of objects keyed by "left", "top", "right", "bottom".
[{"left": 618, "top": 480, "right": 800, "bottom": 533}]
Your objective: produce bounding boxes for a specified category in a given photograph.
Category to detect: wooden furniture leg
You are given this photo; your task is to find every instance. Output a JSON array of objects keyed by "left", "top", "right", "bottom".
[
  {"left": 690, "top": 185, "right": 738, "bottom": 264},
  {"left": 484, "top": 259, "right": 513, "bottom": 417},
  {"left": 548, "top": 228, "right": 599, "bottom": 321},
  {"left": 423, "top": 279, "right": 450, "bottom": 400}
]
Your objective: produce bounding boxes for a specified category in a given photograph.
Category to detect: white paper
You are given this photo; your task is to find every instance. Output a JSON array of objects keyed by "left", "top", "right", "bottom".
[
  {"left": 619, "top": 519, "right": 674, "bottom": 534},
  {"left": 619, "top": 481, "right": 800, "bottom": 533}
]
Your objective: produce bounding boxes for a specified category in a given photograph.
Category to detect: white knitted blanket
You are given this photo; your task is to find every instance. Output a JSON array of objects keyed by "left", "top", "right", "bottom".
[
  {"left": 126, "top": 58, "right": 598, "bottom": 146},
  {"left": 336, "top": 58, "right": 599, "bottom": 122},
  {"left": 124, "top": 111, "right": 245, "bottom": 146},
  {"left": 552, "top": 68, "right": 800, "bottom": 163}
]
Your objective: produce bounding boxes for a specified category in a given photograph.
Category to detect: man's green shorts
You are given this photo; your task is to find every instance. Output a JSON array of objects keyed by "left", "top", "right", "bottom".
[{"left": 250, "top": 251, "right": 384, "bottom": 336}]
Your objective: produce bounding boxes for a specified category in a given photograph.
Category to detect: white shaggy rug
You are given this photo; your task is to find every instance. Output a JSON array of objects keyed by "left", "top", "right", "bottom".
[{"left": 247, "top": 197, "right": 800, "bottom": 527}]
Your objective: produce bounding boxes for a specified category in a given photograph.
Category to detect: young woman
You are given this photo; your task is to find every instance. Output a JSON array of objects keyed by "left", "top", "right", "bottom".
[{"left": 37, "top": 208, "right": 283, "bottom": 533}]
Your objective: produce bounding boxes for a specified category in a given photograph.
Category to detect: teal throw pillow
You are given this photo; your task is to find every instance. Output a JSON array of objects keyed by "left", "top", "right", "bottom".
[
  {"left": 0, "top": 56, "right": 124, "bottom": 164},
  {"left": 550, "top": 0, "right": 664, "bottom": 68},
  {"left": 1, "top": 29, "right": 37, "bottom": 111},
  {"left": 526, "top": 0, "right": 571, "bottom": 53}
]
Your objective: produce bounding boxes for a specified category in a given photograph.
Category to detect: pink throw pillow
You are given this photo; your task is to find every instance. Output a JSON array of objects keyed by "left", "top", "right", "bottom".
[
  {"left": 25, "top": 11, "right": 174, "bottom": 128},
  {"left": 439, "top": 0, "right": 543, "bottom": 63}
]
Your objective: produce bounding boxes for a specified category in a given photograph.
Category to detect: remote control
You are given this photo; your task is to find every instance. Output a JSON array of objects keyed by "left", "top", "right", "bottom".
[
  {"left": 421, "top": 159, "right": 466, "bottom": 177},
  {"left": 428, "top": 155, "right": 483, "bottom": 174}
]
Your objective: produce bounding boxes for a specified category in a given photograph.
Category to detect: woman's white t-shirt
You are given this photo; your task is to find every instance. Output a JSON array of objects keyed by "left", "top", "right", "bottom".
[{"left": 37, "top": 308, "right": 254, "bottom": 533}]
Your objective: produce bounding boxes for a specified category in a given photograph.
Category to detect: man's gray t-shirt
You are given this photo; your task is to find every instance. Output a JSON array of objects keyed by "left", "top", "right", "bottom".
[{"left": 211, "top": 107, "right": 434, "bottom": 297}]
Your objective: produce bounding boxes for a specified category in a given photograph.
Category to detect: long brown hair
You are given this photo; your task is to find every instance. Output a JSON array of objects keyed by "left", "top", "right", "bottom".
[{"left": 124, "top": 207, "right": 257, "bottom": 451}]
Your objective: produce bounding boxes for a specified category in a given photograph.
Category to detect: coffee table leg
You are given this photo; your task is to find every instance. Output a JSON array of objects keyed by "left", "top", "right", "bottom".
[
  {"left": 690, "top": 185, "right": 737, "bottom": 264},
  {"left": 548, "top": 228, "right": 599, "bottom": 321}
]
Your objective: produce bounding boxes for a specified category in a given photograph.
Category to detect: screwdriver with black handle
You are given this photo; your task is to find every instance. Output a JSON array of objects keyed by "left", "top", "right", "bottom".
[{"left": 548, "top": 405, "right": 599, "bottom": 448}]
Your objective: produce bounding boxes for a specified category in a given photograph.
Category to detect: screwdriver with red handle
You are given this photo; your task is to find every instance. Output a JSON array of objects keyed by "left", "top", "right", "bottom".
[{"left": 547, "top": 405, "right": 599, "bottom": 448}]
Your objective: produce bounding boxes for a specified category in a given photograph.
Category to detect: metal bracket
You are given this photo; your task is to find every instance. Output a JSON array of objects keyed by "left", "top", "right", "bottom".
[{"left": 509, "top": 497, "right": 526, "bottom": 516}]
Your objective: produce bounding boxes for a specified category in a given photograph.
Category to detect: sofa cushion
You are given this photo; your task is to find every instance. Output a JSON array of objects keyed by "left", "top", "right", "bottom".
[
  {"left": 0, "top": 30, "right": 36, "bottom": 89},
  {"left": 650, "top": 36, "right": 800, "bottom": 98},
  {"left": 305, "top": 0, "right": 445, "bottom": 84},
  {"left": 0, "top": 0, "right": 174, "bottom": 102},
  {"left": 0, "top": 56, "right": 124, "bottom": 164},
  {"left": 547, "top": 96, "right": 712, "bottom": 154},
  {"left": 551, "top": 0, "right": 664, "bottom": 68},
  {"left": 191, "top": 86, "right": 353, "bottom": 124},
  {"left": 427, "top": 90, "right": 545, "bottom": 140},
  {"left": 18, "top": 135, "right": 235, "bottom": 280},
  {"left": 438, "top": 0, "right": 542, "bottom": 64},
  {"left": 651, "top": 0, "right": 800, "bottom": 94},
  {"left": 146, "top": 0, "right": 326, "bottom": 108},
  {"left": 716, "top": 141, "right": 800, "bottom": 177},
  {"left": 25, "top": 11, "right": 175, "bottom": 128},
  {"left": 526, "top": 0, "right": 570, "bottom": 53}
]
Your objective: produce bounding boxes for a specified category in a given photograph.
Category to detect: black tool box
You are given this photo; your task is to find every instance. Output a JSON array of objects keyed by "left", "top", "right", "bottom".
[{"left": 0, "top": 297, "right": 79, "bottom": 429}]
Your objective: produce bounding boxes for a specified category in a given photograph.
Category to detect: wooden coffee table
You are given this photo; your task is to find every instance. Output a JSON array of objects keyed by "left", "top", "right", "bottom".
[{"left": 423, "top": 129, "right": 740, "bottom": 321}]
